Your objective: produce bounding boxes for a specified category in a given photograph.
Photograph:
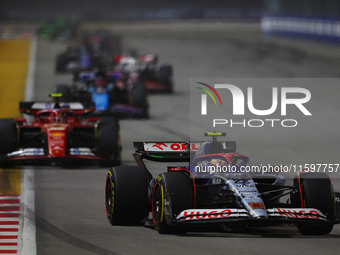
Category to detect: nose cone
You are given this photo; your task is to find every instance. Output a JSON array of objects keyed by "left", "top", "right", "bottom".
[
  {"left": 247, "top": 201, "right": 268, "bottom": 219},
  {"left": 249, "top": 208, "right": 268, "bottom": 219},
  {"left": 45, "top": 125, "right": 68, "bottom": 157},
  {"left": 226, "top": 179, "right": 268, "bottom": 219}
]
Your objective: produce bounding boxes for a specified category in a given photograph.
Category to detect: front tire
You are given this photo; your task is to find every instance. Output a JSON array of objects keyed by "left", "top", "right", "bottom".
[
  {"left": 152, "top": 172, "right": 193, "bottom": 234},
  {"left": 297, "top": 172, "right": 335, "bottom": 235},
  {"left": 105, "top": 166, "right": 150, "bottom": 225},
  {"left": 0, "top": 119, "right": 17, "bottom": 168},
  {"left": 0, "top": 119, "right": 17, "bottom": 155},
  {"left": 98, "top": 117, "right": 121, "bottom": 167}
]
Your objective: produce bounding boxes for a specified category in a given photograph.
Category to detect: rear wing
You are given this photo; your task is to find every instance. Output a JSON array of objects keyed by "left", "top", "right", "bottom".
[
  {"left": 133, "top": 142, "right": 190, "bottom": 163},
  {"left": 133, "top": 141, "right": 237, "bottom": 163},
  {"left": 79, "top": 71, "right": 121, "bottom": 82},
  {"left": 19, "top": 101, "right": 95, "bottom": 114}
]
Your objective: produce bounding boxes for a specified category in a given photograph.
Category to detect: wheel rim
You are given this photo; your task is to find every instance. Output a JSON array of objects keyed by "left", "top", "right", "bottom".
[
  {"left": 105, "top": 176, "right": 113, "bottom": 218},
  {"left": 152, "top": 184, "right": 163, "bottom": 225}
]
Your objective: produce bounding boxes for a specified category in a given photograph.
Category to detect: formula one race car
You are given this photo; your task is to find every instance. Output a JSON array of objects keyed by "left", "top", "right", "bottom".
[
  {"left": 55, "top": 44, "right": 96, "bottom": 73},
  {"left": 114, "top": 53, "right": 173, "bottom": 93},
  {"left": 38, "top": 16, "right": 79, "bottom": 41},
  {"left": 0, "top": 94, "right": 121, "bottom": 167},
  {"left": 55, "top": 29, "right": 121, "bottom": 73},
  {"left": 54, "top": 69, "right": 149, "bottom": 118},
  {"left": 105, "top": 133, "right": 340, "bottom": 235}
]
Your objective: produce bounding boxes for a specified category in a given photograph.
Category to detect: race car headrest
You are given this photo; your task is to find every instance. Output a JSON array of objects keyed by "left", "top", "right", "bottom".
[
  {"left": 208, "top": 141, "right": 224, "bottom": 154},
  {"left": 192, "top": 142, "right": 208, "bottom": 158}
]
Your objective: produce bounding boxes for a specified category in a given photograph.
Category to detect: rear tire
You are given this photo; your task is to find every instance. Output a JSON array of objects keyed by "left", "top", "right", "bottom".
[
  {"left": 131, "top": 82, "right": 149, "bottom": 118},
  {"left": 153, "top": 172, "right": 193, "bottom": 234},
  {"left": 55, "top": 53, "right": 68, "bottom": 73},
  {"left": 19, "top": 102, "right": 34, "bottom": 110},
  {"left": 157, "top": 65, "right": 173, "bottom": 93},
  {"left": 105, "top": 166, "right": 150, "bottom": 225},
  {"left": 297, "top": 172, "right": 335, "bottom": 235},
  {"left": 98, "top": 117, "right": 121, "bottom": 167}
]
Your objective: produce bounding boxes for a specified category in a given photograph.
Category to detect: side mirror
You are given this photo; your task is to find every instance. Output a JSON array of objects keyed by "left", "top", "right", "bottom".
[
  {"left": 87, "top": 117, "right": 99, "bottom": 123},
  {"left": 13, "top": 118, "right": 27, "bottom": 124}
]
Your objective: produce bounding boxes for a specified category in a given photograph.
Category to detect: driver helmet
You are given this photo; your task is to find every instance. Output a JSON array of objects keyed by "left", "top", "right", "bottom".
[
  {"left": 94, "top": 69, "right": 106, "bottom": 88},
  {"left": 120, "top": 57, "right": 140, "bottom": 73},
  {"left": 47, "top": 112, "right": 56, "bottom": 123},
  {"left": 209, "top": 159, "right": 228, "bottom": 174}
]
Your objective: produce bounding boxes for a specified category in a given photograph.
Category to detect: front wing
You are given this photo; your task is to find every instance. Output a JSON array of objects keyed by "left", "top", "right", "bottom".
[
  {"left": 0, "top": 147, "right": 108, "bottom": 166},
  {"left": 172, "top": 208, "right": 339, "bottom": 225},
  {"left": 87, "top": 104, "right": 147, "bottom": 119},
  {"left": 145, "top": 80, "right": 172, "bottom": 92}
]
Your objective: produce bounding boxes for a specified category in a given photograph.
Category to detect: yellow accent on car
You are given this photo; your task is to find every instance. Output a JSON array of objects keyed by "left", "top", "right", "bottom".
[
  {"left": 203, "top": 132, "right": 225, "bottom": 136},
  {"left": 160, "top": 184, "right": 164, "bottom": 223},
  {"left": 50, "top": 93, "right": 63, "bottom": 97},
  {"left": 51, "top": 132, "right": 64, "bottom": 137}
]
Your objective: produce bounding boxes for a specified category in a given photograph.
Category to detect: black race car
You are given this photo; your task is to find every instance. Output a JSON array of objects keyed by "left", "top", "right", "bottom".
[
  {"left": 105, "top": 133, "right": 340, "bottom": 235},
  {"left": 55, "top": 29, "right": 121, "bottom": 73}
]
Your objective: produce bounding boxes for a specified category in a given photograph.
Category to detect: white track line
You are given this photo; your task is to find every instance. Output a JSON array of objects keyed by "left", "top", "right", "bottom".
[
  {"left": 25, "top": 35, "right": 37, "bottom": 102},
  {"left": 18, "top": 34, "right": 37, "bottom": 255}
]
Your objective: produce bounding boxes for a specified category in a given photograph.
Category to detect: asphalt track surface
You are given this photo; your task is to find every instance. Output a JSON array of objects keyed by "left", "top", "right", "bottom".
[{"left": 31, "top": 22, "right": 340, "bottom": 255}]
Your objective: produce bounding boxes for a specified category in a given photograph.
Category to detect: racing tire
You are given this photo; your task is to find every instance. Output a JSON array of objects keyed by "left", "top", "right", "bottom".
[
  {"left": 0, "top": 119, "right": 17, "bottom": 155},
  {"left": 152, "top": 172, "right": 193, "bottom": 234},
  {"left": 131, "top": 82, "right": 149, "bottom": 118},
  {"left": 297, "top": 172, "right": 335, "bottom": 235},
  {"left": 157, "top": 65, "right": 173, "bottom": 93},
  {"left": 54, "top": 84, "right": 72, "bottom": 102},
  {"left": 55, "top": 53, "right": 68, "bottom": 73},
  {"left": 19, "top": 102, "right": 34, "bottom": 110},
  {"left": 0, "top": 119, "right": 17, "bottom": 167},
  {"left": 97, "top": 117, "right": 121, "bottom": 167},
  {"left": 98, "top": 117, "right": 121, "bottom": 167},
  {"left": 105, "top": 166, "right": 150, "bottom": 225}
]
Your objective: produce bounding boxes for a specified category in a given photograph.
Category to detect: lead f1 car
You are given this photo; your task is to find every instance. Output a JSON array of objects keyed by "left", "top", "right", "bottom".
[
  {"left": 0, "top": 94, "right": 121, "bottom": 167},
  {"left": 105, "top": 133, "right": 340, "bottom": 235}
]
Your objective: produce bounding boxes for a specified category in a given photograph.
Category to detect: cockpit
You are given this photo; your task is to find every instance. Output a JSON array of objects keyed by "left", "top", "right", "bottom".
[
  {"left": 34, "top": 110, "right": 77, "bottom": 124},
  {"left": 191, "top": 141, "right": 249, "bottom": 175}
]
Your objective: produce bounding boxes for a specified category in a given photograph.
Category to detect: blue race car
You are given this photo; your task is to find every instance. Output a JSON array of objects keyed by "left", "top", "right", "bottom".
[{"left": 54, "top": 69, "right": 149, "bottom": 119}]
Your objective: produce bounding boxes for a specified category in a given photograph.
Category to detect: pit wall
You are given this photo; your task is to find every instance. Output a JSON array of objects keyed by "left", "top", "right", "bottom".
[{"left": 261, "top": 14, "right": 340, "bottom": 43}]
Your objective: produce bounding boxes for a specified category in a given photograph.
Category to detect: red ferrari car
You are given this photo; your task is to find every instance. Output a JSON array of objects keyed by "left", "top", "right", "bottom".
[{"left": 0, "top": 94, "right": 121, "bottom": 167}]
